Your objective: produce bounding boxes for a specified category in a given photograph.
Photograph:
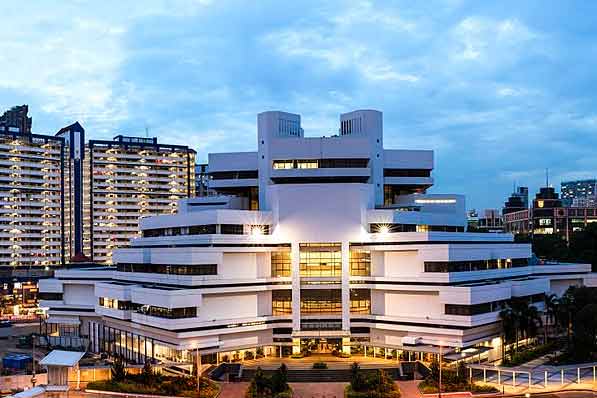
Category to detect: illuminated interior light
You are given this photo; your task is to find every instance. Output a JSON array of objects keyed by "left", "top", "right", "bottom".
[
  {"left": 250, "top": 225, "right": 265, "bottom": 236},
  {"left": 377, "top": 224, "right": 390, "bottom": 234}
]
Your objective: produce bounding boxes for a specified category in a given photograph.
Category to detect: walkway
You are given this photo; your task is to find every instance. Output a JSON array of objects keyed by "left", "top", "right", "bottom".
[{"left": 240, "top": 353, "right": 402, "bottom": 370}]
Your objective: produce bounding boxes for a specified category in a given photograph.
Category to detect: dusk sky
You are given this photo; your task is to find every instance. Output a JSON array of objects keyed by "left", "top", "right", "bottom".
[{"left": 2, "top": 1, "right": 597, "bottom": 210}]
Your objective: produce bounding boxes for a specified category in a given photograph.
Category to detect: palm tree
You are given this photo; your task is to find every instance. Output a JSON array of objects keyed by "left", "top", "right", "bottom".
[
  {"left": 522, "top": 305, "right": 543, "bottom": 341},
  {"left": 499, "top": 306, "right": 518, "bottom": 358},
  {"left": 544, "top": 294, "right": 559, "bottom": 339}
]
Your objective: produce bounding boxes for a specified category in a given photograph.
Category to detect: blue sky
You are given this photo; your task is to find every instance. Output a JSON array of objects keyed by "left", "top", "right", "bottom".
[{"left": 2, "top": 1, "right": 597, "bottom": 210}]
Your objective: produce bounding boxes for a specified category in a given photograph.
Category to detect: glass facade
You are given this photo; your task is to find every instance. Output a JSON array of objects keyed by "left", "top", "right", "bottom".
[
  {"left": 137, "top": 305, "right": 197, "bottom": 319},
  {"left": 299, "top": 243, "right": 342, "bottom": 277},
  {"left": 272, "top": 290, "right": 292, "bottom": 315},
  {"left": 300, "top": 289, "right": 342, "bottom": 314},
  {"left": 424, "top": 258, "right": 529, "bottom": 273},
  {"left": 271, "top": 251, "right": 291, "bottom": 277},
  {"left": 350, "top": 249, "right": 371, "bottom": 276},
  {"left": 350, "top": 289, "right": 371, "bottom": 314}
]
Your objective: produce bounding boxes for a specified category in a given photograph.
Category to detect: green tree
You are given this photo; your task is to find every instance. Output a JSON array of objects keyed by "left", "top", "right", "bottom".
[
  {"left": 141, "top": 361, "right": 154, "bottom": 385},
  {"left": 111, "top": 356, "right": 127, "bottom": 382},
  {"left": 572, "top": 303, "right": 597, "bottom": 361},
  {"left": 544, "top": 294, "right": 559, "bottom": 338},
  {"left": 270, "top": 364, "right": 288, "bottom": 394}
]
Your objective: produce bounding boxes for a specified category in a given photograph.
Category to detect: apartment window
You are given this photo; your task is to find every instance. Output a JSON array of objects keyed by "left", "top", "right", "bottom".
[
  {"left": 300, "top": 289, "right": 342, "bottom": 314},
  {"left": 350, "top": 289, "right": 371, "bottom": 314},
  {"left": 299, "top": 243, "right": 342, "bottom": 277},
  {"left": 271, "top": 251, "right": 291, "bottom": 277},
  {"left": 272, "top": 290, "right": 292, "bottom": 315},
  {"left": 350, "top": 250, "right": 371, "bottom": 276}
]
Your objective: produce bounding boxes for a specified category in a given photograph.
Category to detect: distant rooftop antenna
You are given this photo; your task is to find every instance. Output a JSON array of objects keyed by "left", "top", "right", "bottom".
[
  {"left": 545, "top": 168, "right": 549, "bottom": 187},
  {"left": 145, "top": 125, "right": 149, "bottom": 138}
]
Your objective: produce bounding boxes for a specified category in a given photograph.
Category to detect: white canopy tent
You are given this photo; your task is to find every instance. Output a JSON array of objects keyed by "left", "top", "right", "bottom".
[{"left": 39, "top": 350, "right": 85, "bottom": 391}]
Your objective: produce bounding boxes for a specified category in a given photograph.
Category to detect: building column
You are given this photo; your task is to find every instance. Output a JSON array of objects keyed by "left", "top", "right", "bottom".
[
  {"left": 291, "top": 243, "right": 301, "bottom": 332},
  {"left": 341, "top": 241, "right": 350, "bottom": 333}
]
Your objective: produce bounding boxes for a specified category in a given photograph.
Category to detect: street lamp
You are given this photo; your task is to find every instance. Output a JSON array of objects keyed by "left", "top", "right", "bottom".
[{"left": 438, "top": 343, "right": 443, "bottom": 398}]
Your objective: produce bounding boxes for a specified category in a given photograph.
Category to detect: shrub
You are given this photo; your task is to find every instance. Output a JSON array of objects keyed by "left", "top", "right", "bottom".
[
  {"left": 290, "top": 353, "right": 304, "bottom": 359},
  {"left": 244, "top": 351, "right": 254, "bottom": 360},
  {"left": 313, "top": 361, "right": 328, "bottom": 369},
  {"left": 470, "top": 384, "right": 499, "bottom": 393},
  {"left": 338, "top": 352, "right": 351, "bottom": 358},
  {"left": 256, "top": 347, "right": 264, "bottom": 358}
]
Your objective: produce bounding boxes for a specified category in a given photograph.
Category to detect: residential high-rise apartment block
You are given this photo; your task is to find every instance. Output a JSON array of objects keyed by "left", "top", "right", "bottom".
[
  {"left": 0, "top": 106, "right": 63, "bottom": 315},
  {"left": 561, "top": 179, "right": 597, "bottom": 207},
  {"left": 84, "top": 136, "right": 195, "bottom": 263},
  {"left": 0, "top": 110, "right": 65, "bottom": 269}
]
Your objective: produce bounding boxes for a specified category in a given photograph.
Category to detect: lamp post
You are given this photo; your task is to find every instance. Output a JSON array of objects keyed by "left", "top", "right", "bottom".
[
  {"left": 438, "top": 343, "right": 442, "bottom": 398},
  {"left": 196, "top": 347, "right": 202, "bottom": 395}
]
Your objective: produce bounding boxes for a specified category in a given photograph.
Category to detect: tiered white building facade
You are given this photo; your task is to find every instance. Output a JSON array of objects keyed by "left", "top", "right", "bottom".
[{"left": 40, "top": 110, "right": 597, "bottom": 364}]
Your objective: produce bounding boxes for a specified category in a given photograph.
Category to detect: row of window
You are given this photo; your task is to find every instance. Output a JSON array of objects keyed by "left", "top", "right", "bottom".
[
  {"left": 272, "top": 289, "right": 371, "bottom": 315},
  {"left": 209, "top": 170, "right": 258, "bottom": 180},
  {"left": 424, "top": 258, "right": 529, "bottom": 273},
  {"left": 383, "top": 169, "right": 431, "bottom": 178},
  {"left": 370, "top": 223, "right": 464, "bottom": 233},
  {"left": 445, "top": 293, "right": 545, "bottom": 316},
  {"left": 142, "top": 224, "right": 270, "bottom": 238},
  {"left": 116, "top": 263, "right": 218, "bottom": 276},
  {"left": 272, "top": 158, "right": 369, "bottom": 170}
]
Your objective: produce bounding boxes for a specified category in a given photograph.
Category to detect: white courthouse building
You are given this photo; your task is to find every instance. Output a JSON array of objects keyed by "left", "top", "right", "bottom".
[{"left": 40, "top": 110, "right": 597, "bottom": 364}]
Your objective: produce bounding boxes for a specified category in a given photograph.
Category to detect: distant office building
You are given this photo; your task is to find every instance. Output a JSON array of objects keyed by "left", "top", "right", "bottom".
[
  {"left": 468, "top": 209, "right": 503, "bottom": 232},
  {"left": 478, "top": 209, "right": 503, "bottom": 232},
  {"left": 503, "top": 186, "right": 597, "bottom": 240},
  {"left": 0, "top": 105, "right": 32, "bottom": 134},
  {"left": 84, "top": 135, "right": 195, "bottom": 263},
  {"left": 503, "top": 186, "right": 528, "bottom": 215},
  {"left": 561, "top": 179, "right": 597, "bottom": 207},
  {"left": 0, "top": 105, "right": 62, "bottom": 315},
  {"left": 466, "top": 209, "right": 479, "bottom": 231}
]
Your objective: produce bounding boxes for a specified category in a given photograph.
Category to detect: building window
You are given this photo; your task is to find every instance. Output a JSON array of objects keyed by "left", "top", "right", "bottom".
[
  {"left": 350, "top": 289, "right": 371, "bottom": 314},
  {"left": 350, "top": 250, "right": 370, "bottom": 276},
  {"left": 220, "top": 224, "right": 244, "bottom": 234},
  {"left": 271, "top": 251, "right": 291, "bottom": 277},
  {"left": 116, "top": 263, "right": 217, "bottom": 275},
  {"left": 99, "top": 297, "right": 140, "bottom": 311},
  {"left": 189, "top": 225, "right": 217, "bottom": 235},
  {"left": 38, "top": 292, "right": 63, "bottom": 301},
  {"left": 300, "top": 289, "right": 342, "bottom": 314},
  {"left": 273, "top": 160, "right": 294, "bottom": 169},
  {"left": 272, "top": 290, "right": 292, "bottom": 315},
  {"left": 137, "top": 305, "right": 197, "bottom": 319},
  {"left": 299, "top": 243, "right": 342, "bottom": 277},
  {"left": 425, "top": 258, "right": 529, "bottom": 273},
  {"left": 296, "top": 160, "right": 318, "bottom": 169}
]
